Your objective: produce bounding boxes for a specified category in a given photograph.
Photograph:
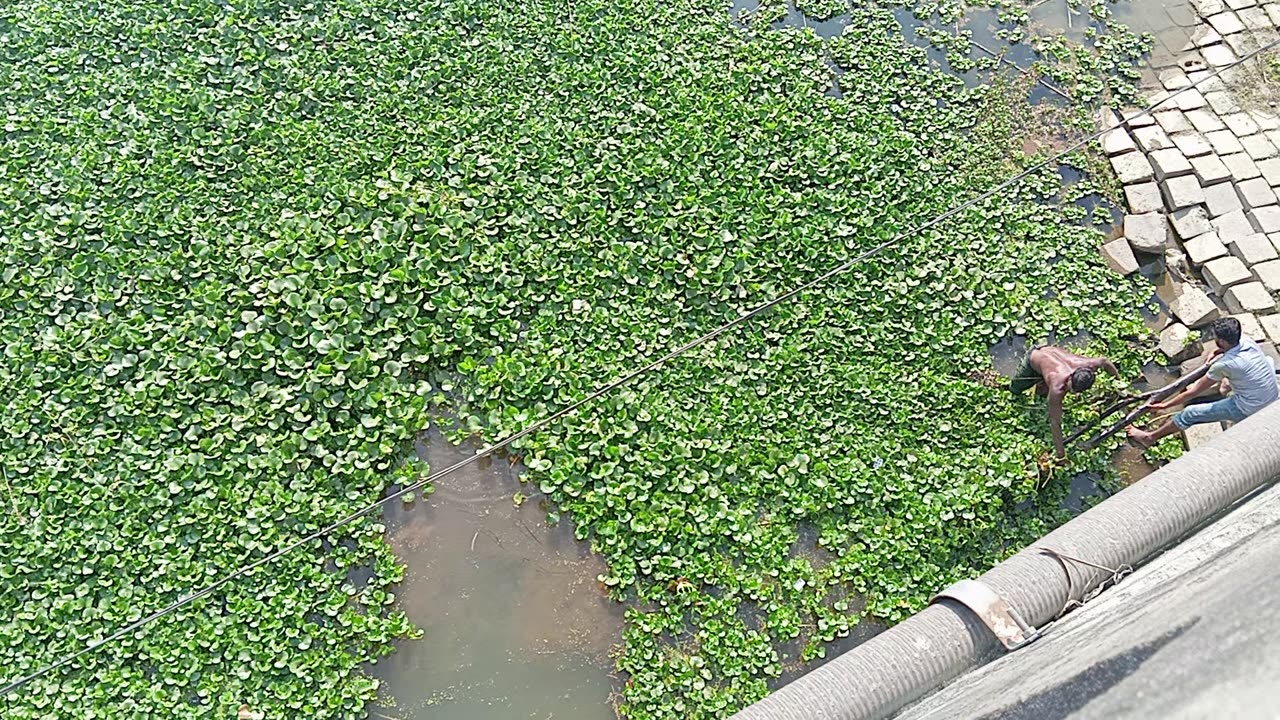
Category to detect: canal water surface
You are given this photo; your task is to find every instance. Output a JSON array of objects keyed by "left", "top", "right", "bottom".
[
  {"left": 372, "top": 0, "right": 1199, "bottom": 716},
  {"left": 370, "top": 432, "right": 623, "bottom": 720}
]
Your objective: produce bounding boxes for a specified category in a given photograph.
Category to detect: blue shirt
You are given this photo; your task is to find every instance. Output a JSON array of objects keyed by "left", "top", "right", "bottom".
[{"left": 1208, "top": 337, "right": 1279, "bottom": 416}]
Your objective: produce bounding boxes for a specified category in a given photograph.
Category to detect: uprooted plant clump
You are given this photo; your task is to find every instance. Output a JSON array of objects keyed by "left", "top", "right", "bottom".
[{"left": 0, "top": 0, "right": 1153, "bottom": 718}]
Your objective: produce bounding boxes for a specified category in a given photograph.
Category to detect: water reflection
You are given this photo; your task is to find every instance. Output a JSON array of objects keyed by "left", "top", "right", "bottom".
[{"left": 371, "top": 432, "right": 623, "bottom": 720}]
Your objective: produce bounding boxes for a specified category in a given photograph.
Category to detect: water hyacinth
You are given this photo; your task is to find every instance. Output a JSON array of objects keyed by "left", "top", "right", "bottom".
[{"left": 0, "top": 0, "right": 1154, "bottom": 718}]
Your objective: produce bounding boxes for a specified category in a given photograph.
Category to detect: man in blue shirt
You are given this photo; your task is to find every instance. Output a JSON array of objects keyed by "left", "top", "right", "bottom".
[{"left": 1128, "top": 316, "right": 1279, "bottom": 448}]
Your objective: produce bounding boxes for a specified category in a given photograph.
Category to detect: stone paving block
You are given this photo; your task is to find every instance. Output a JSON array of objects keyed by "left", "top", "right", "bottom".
[
  {"left": 1164, "top": 174, "right": 1207, "bottom": 210},
  {"left": 1155, "top": 109, "right": 1194, "bottom": 135},
  {"left": 1222, "top": 112, "right": 1261, "bottom": 136},
  {"left": 1226, "top": 282, "right": 1277, "bottom": 314},
  {"left": 1100, "top": 238, "right": 1139, "bottom": 275},
  {"left": 1170, "top": 284, "right": 1224, "bottom": 326},
  {"left": 1208, "top": 11, "right": 1247, "bottom": 34},
  {"left": 1134, "top": 125, "right": 1175, "bottom": 152},
  {"left": 1112, "top": 152, "right": 1156, "bottom": 184},
  {"left": 1227, "top": 31, "right": 1259, "bottom": 53},
  {"left": 1186, "top": 109, "right": 1227, "bottom": 134},
  {"left": 1148, "top": 88, "right": 1174, "bottom": 109},
  {"left": 1176, "top": 87, "right": 1211, "bottom": 111},
  {"left": 1266, "top": 129, "right": 1280, "bottom": 150},
  {"left": 1205, "top": 255, "right": 1254, "bottom": 293},
  {"left": 1253, "top": 111, "right": 1280, "bottom": 132},
  {"left": 1243, "top": 133, "right": 1280, "bottom": 160},
  {"left": 1206, "top": 92, "right": 1243, "bottom": 116},
  {"left": 1184, "top": 421, "right": 1225, "bottom": 449},
  {"left": 1194, "top": 0, "right": 1226, "bottom": 14},
  {"left": 1269, "top": 3, "right": 1280, "bottom": 24},
  {"left": 1189, "top": 26, "right": 1225, "bottom": 50},
  {"left": 1214, "top": 208, "right": 1259, "bottom": 241},
  {"left": 1204, "top": 179, "right": 1245, "bottom": 216},
  {"left": 1187, "top": 71, "right": 1227, "bottom": 95},
  {"left": 1252, "top": 259, "right": 1280, "bottom": 291},
  {"left": 1252, "top": 205, "right": 1280, "bottom": 233},
  {"left": 1232, "top": 313, "right": 1268, "bottom": 341},
  {"left": 1238, "top": 176, "right": 1279, "bottom": 208},
  {"left": 1124, "top": 182, "right": 1165, "bottom": 214},
  {"left": 1226, "top": 0, "right": 1257, "bottom": 9},
  {"left": 1233, "top": 231, "right": 1280, "bottom": 264},
  {"left": 1223, "top": 152, "right": 1262, "bottom": 180},
  {"left": 1180, "top": 353, "right": 1210, "bottom": 377},
  {"left": 1260, "top": 312, "right": 1280, "bottom": 342},
  {"left": 1239, "top": 5, "right": 1272, "bottom": 27},
  {"left": 1151, "top": 147, "right": 1194, "bottom": 180},
  {"left": 1173, "top": 206, "right": 1215, "bottom": 238},
  {"left": 1203, "top": 43, "right": 1241, "bottom": 66},
  {"left": 1192, "top": 153, "right": 1232, "bottom": 186},
  {"left": 1207, "top": 129, "right": 1245, "bottom": 155},
  {"left": 1256, "top": 156, "right": 1280, "bottom": 185},
  {"left": 1172, "top": 131, "right": 1215, "bottom": 157},
  {"left": 1125, "top": 212, "right": 1171, "bottom": 253},
  {"left": 1102, "top": 128, "right": 1138, "bottom": 156},
  {"left": 1185, "top": 231, "right": 1231, "bottom": 264},
  {"left": 1122, "top": 107, "right": 1158, "bottom": 128},
  {"left": 1160, "top": 323, "right": 1204, "bottom": 362},
  {"left": 1219, "top": 63, "right": 1248, "bottom": 86},
  {"left": 1160, "top": 68, "right": 1192, "bottom": 90},
  {"left": 1270, "top": 232, "right": 1280, "bottom": 253}
]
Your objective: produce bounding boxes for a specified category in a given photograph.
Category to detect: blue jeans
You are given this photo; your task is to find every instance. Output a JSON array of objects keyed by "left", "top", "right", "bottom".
[{"left": 1173, "top": 397, "right": 1248, "bottom": 430}]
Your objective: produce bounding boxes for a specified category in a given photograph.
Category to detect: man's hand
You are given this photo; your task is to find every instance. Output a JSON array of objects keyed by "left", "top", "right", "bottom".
[{"left": 1148, "top": 400, "right": 1173, "bottom": 411}]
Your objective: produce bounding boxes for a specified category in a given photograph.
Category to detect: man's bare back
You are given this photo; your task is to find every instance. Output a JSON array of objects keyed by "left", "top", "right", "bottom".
[{"left": 1011, "top": 345, "right": 1118, "bottom": 459}]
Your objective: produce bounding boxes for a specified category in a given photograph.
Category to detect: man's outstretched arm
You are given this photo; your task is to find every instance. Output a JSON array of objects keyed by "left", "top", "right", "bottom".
[{"left": 1048, "top": 390, "right": 1067, "bottom": 460}]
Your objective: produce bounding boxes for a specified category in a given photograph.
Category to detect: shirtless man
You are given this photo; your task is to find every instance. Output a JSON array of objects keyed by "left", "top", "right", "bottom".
[{"left": 1011, "top": 345, "right": 1119, "bottom": 460}]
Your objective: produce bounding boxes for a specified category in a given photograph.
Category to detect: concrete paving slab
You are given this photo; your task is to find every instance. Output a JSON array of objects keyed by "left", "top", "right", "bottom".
[
  {"left": 1222, "top": 152, "right": 1261, "bottom": 180},
  {"left": 1172, "top": 130, "right": 1215, "bottom": 157},
  {"left": 1204, "top": 255, "right": 1254, "bottom": 292},
  {"left": 1113, "top": 152, "right": 1157, "bottom": 184},
  {"left": 1229, "top": 232, "right": 1280, "bottom": 265},
  {"left": 1152, "top": 147, "right": 1195, "bottom": 179},
  {"left": 1164, "top": 174, "right": 1207, "bottom": 209},
  {"left": 1126, "top": 212, "right": 1172, "bottom": 253},
  {"left": 1125, "top": 182, "right": 1165, "bottom": 214},
  {"left": 1101, "top": 238, "right": 1140, "bottom": 275},
  {"left": 1252, "top": 259, "right": 1280, "bottom": 291},
  {"left": 1207, "top": 129, "right": 1245, "bottom": 154},
  {"left": 1186, "top": 108, "right": 1227, "bottom": 133},
  {"left": 1191, "top": 153, "right": 1231, "bottom": 185},
  {"left": 1203, "top": 180, "right": 1244, "bottom": 216},
  {"left": 1226, "top": 281, "right": 1277, "bottom": 314},
  {"left": 1243, "top": 133, "right": 1280, "bottom": 160},
  {"left": 1238, "top": 177, "right": 1278, "bottom": 208},
  {"left": 1251, "top": 204, "right": 1280, "bottom": 233},
  {"left": 1172, "top": 205, "right": 1215, "bottom": 238},
  {"left": 1184, "top": 231, "right": 1230, "bottom": 264},
  {"left": 1170, "top": 284, "right": 1223, "bottom": 326}
]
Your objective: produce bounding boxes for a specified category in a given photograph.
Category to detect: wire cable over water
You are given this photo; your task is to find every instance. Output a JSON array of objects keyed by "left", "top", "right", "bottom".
[{"left": 5, "top": 34, "right": 1280, "bottom": 699}]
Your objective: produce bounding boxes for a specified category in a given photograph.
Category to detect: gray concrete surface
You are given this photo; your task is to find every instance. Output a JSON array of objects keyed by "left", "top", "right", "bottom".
[{"left": 897, "top": 480, "right": 1280, "bottom": 720}]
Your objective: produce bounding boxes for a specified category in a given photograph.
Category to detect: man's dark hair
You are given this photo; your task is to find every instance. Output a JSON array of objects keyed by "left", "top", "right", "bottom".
[
  {"left": 1212, "top": 316, "right": 1242, "bottom": 347},
  {"left": 1070, "top": 367, "right": 1096, "bottom": 393}
]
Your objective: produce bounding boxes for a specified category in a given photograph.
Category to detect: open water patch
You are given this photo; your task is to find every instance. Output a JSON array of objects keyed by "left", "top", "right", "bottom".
[{"left": 370, "top": 432, "right": 624, "bottom": 720}]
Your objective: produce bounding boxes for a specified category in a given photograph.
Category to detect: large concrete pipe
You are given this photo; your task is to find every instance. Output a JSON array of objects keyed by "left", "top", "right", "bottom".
[{"left": 732, "top": 401, "right": 1280, "bottom": 720}]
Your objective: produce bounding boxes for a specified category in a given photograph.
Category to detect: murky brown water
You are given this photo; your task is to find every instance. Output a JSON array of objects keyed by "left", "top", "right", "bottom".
[{"left": 370, "top": 432, "right": 623, "bottom": 720}]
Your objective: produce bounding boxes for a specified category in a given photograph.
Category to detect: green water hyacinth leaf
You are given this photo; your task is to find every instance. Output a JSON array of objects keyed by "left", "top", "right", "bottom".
[{"left": 0, "top": 0, "right": 1155, "bottom": 718}]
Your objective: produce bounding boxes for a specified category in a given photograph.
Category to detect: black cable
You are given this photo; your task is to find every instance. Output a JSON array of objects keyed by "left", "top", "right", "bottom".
[{"left": 5, "top": 32, "right": 1278, "bottom": 699}]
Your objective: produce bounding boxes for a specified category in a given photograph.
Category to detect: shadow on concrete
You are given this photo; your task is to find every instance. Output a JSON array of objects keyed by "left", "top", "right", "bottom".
[{"left": 975, "top": 618, "right": 1199, "bottom": 720}]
